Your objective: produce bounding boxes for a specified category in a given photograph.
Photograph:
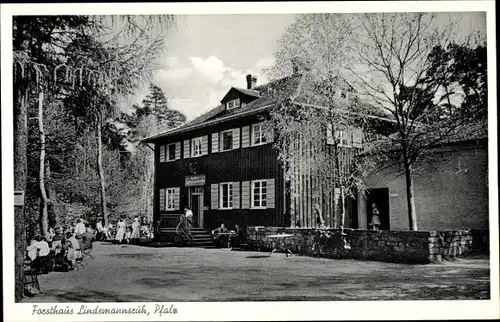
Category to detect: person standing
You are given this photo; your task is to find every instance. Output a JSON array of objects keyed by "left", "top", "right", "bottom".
[
  {"left": 370, "top": 203, "right": 381, "bottom": 230},
  {"left": 184, "top": 206, "right": 193, "bottom": 226},
  {"left": 115, "top": 218, "right": 126, "bottom": 243},
  {"left": 66, "top": 232, "right": 82, "bottom": 266},
  {"left": 96, "top": 220, "right": 104, "bottom": 241},
  {"left": 75, "top": 218, "right": 86, "bottom": 237},
  {"left": 75, "top": 218, "right": 86, "bottom": 248},
  {"left": 131, "top": 217, "right": 141, "bottom": 244}
]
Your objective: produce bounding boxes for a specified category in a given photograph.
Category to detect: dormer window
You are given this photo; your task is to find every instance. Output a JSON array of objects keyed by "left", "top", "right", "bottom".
[{"left": 226, "top": 98, "right": 240, "bottom": 110}]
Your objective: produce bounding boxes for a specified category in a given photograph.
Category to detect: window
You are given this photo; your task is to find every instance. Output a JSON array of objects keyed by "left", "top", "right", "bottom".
[
  {"left": 166, "top": 188, "right": 175, "bottom": 210},
  {"left": 220, "top": 183, "right": 233, "bottom": 209},
  {"left": 251, "top": 180, "right": 267, "bottom": 208},
  {"left": 337, "top": 131, "right": 352, "bottom": 147},
  {"left": 252, "top": 123, "right": 267, "bottom": 146},
  {"left": 192, "top": 137, "right": 203, "bottom": 157},
  {"left": 226, "top": 98, "right": 240, "bottom": 110},
  {"left": 167, "top": 143, "right": 176, "bottom": 161},
  {"left": 221, "top": 130, "right": 233, "bottom": 151}
]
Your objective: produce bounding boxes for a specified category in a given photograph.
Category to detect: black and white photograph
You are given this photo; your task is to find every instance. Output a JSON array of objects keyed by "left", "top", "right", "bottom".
[{"left": 1, "top": 1, "right": 498, "bottom": 321}]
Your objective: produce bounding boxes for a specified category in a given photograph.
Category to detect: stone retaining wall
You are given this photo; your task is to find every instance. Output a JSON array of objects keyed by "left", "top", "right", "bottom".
[{"left": 246, "top": 227, "right": 489, "bottom": 264}]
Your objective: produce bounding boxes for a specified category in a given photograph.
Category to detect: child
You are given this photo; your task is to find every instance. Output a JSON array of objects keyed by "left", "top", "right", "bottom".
[{"left": 124, "top": 227, "right": 132, "bottom": 244}]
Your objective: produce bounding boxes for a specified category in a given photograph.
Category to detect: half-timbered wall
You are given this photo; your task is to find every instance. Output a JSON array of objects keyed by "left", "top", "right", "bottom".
[{"left": 287, "top": 130, "right": 361, "bottom": 229}]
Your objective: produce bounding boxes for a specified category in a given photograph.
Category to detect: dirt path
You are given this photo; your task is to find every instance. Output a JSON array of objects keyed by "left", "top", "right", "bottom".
[{"left": 22, "top": 242, "right": 490, "bottom": 302}]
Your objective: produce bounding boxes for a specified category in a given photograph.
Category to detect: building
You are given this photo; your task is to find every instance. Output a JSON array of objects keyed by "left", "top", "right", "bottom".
[
  {"left": 142, "top": 73, "right": 378, "bottom": 232},
  {"left": 357, "top": 124, "right": 489, "bottom": 231},
  {"left": 142, "top": 72, "right": 488, "bottom": 234}
]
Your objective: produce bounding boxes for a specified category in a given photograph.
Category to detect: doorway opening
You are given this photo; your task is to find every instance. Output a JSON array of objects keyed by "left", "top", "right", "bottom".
[
  {"left": 366, "top": 188, "right": 390, "bottom": 230},
  {"left": 189, "top": 187, "right": 204, "bottom": 228}
]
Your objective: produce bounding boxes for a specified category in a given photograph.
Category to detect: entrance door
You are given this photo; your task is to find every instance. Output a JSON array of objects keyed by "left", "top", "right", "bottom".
[
  {"left": 366, "top": 188, "right": 390, "bottom": 230},
  {"left": 189, "top": 187, "right": 204, "bottom": 228}
]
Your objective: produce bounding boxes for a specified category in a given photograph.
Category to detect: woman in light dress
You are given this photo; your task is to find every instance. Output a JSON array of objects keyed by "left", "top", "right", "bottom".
[
  {"left": 115, "top": 218, "right": 126, "bottom": 243},
  {"left": 370, "top": 203, "right": 381, "bottom": 230},
  {"left": 131, "top": 217, "right": 141, "bottom": 244}
]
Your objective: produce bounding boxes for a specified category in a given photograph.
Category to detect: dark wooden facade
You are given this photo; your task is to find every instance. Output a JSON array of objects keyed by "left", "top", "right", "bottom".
[{"left": 153, "top": 113, "right": 289, "bottom": 231}]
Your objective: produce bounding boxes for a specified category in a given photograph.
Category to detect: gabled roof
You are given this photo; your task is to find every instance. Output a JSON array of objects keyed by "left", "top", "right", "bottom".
[
  {"left": 220, "top": 87, "right": 261, "bottom": 101},
  {"left": 141, "top": 75, "right": 301, "bottom": 142},
  {"left": 141, "top": 73, "right": 396, "bottom": 143}
]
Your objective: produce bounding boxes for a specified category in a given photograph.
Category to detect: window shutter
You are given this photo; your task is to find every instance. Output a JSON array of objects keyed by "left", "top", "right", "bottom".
[
  {"left": 233, "top": 128, "right": 240, "bottom": 149},
  {"left": 241, "top": 181, "right": 250, "bottom": 209},
  {"left": 173, "top": 187, "right": 180, "bottom": 210},
  {"left": 201, "top": 135, "right": 208, "bottom": 155},
  {"left": 183, "top": 140, "right": 190, "bottom": 158},
  {"left": 159, "top": 189, "right": 165, "bottom": 211},
  {"left": 241, "top": 126, "right": 250, "bottom": 148},
  {"left": 326, "top": 124, "right": 334, "bottom": 145},
  {"left": 352, "top": 128, "right": 363, "bottom": 148},
  {"left": 175, "top": 142, "right": 181, "bottom": 160},
  {"left": 265, "top": 122, "right": 274, "bottom": 143},
  {"left": 232, "top": 182, "right": 240, "bottom": 209},
  {"left": 345, "top": 130, "right": 353, "bottom": 146},
  {"left": 212, "top": 132, "right": 219, "bottom": 153},
  {"left": 159, "top": 145, "right": 166, "bottom": 162},
  {"left": 266, "top": 178, "right": 275, "bottom": 209},
  {"left": 211, "top": 184, "right": 219, "bottom": 210}
]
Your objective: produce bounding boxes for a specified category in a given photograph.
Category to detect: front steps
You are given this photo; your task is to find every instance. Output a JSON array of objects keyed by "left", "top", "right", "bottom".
[{"left": 158, "top": 227, "right": 214, "bottom": 247}]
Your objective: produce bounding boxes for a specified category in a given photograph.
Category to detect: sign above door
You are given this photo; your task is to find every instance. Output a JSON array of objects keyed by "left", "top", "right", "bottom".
[{"left": 185, "top": 174, "right": 206, "bottom": 187}]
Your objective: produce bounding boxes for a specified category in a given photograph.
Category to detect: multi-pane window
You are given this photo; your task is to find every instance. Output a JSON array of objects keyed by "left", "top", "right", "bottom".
[
  {"left": 221, "top": 130, "right": 233, "bottom": 151},
  {"left": 220, "top": 183, "right": 233, "bottom": 209},
  {"left": 192, "top": 137, "right": 203, "bottom": 157},
  {"left": 167, "top": 143, "right": 176, "bottom": 161},
  {"left": 252, "top": 123, "right": 267, "bottom": 146},
  {"left": 226, "top": 98, "right": 240, "bottom": 110},
  {"left": 337, "top": 131, "right": 351, "bottom": 147},
  {"left": 166, "top": 188, "right": 175, "bottom": 210},
  {"left": 251, "top": 180, "right": 267, "bottom": 208}
]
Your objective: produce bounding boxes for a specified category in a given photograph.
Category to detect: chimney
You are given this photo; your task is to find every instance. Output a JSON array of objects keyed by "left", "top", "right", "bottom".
[{"left": 246, "top": 74, "right": 257, "bottom": 89}]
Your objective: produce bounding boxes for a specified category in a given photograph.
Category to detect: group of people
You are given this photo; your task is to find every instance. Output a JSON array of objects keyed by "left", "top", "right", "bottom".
[
  {"left": 26, "top": 219, "right": 95, "bottom": 274},
  {"left": 95, "top": 217, "right": 152, "bottom": 244},
  {"left": 211, "top": 223, "right": 246, "bottom": 249}
]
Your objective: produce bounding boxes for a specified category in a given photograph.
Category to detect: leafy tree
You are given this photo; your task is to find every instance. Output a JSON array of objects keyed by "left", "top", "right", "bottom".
[
  {"left": 268, "top": 14, "right": 386, "bottom": 234},
  {"left": 422, "top": 43, "right": 487, "bottom": 121},
  {"left": 348, "top": 13, "right": 486, "bottom": 230},
  {"left": 268, "top": 12, "right": 486, "bottom": 232},
  {"left": 13, "top": 14, "right": 176, "bottom": 301}
]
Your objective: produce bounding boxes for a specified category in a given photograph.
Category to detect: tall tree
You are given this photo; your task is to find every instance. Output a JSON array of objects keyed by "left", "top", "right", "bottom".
[
  {"left": 268, "top": 12, "right": 485, "bottom": 231},
  {"left": 13, "top": 14, "right": 177, "bottom": 301},
  {"left": 348, "top": 13, "right": 485, "bottom": 230},
  {"left": 139, "top": 83, "right": 186, "bottom": 132},
  {"left": 268, "top": 14, "right": 372, "bottom": 232}
]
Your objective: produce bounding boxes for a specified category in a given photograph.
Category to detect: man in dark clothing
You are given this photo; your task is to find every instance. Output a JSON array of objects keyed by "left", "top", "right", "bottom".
[{"left": 211, "top": 223, "right": 229, "bottom": 248}]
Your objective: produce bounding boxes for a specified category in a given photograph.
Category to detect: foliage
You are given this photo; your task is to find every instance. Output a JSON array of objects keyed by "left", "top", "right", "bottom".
[
  {"left": 267, "top": 14, "right": 382, "bottom": 230},
  {"left": 269, "top": 12, "right": 487, "bottom": 231},
  {"left": 139, "top": 83, "right": 187, "bottom": 132}
]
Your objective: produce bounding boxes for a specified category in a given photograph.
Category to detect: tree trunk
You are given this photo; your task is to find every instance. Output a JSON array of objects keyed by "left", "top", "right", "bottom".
[
  {"left": 339, "top": 187, "right": 345, "bottom": 231},
  {"left": 14, "top": 80, "right": 28, "bottom": 302},
  {"left": 46, "top": 161, "right": 58, "bottom": 227},
  {"left": 38, "top": 88, "right": 49, "bottom": 237},
  {"left": 404, "top": 163, "right": 418, "bottom": 231},
  {"left": 96, "top": 119, "right": 109, "bottom": 226}
]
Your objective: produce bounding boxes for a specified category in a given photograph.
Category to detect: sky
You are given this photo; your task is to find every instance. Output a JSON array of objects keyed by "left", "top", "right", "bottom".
[
  {"left": 120, "top": 14, "right": 296, "bottom": 121},
  {"left": 120, "top": 12, "right": 486, "bottom": 122}
]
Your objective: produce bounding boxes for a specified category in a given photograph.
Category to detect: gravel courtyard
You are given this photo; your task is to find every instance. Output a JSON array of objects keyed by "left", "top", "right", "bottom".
[{"left": 22, "top": 242, "right": 490, "bottom": 302}]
